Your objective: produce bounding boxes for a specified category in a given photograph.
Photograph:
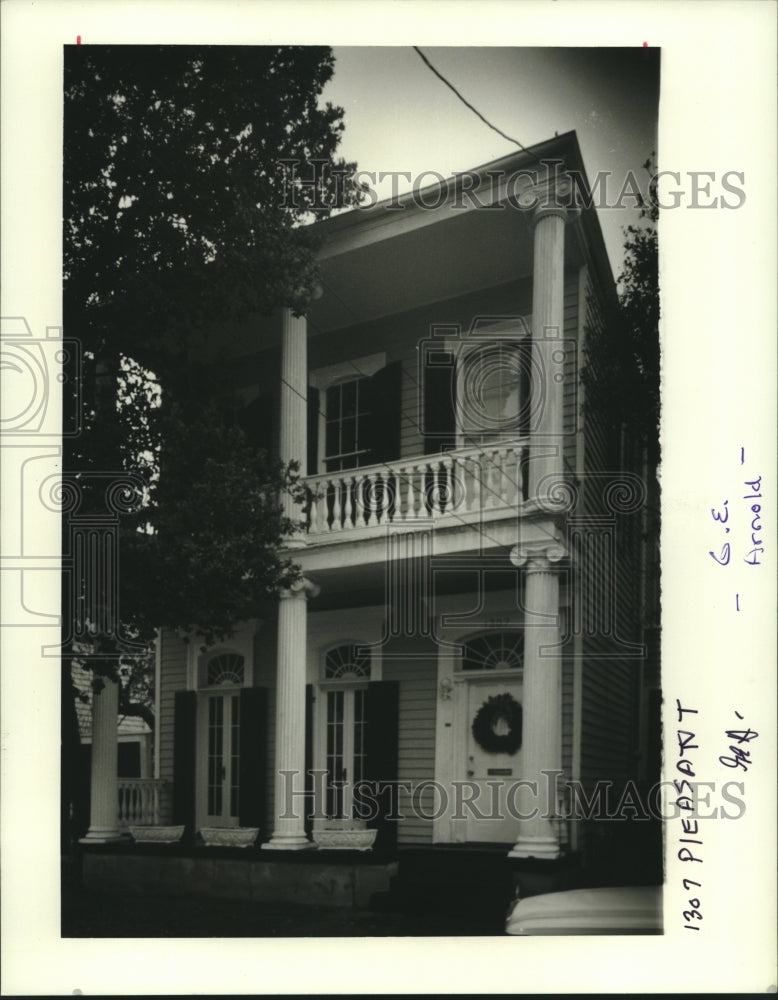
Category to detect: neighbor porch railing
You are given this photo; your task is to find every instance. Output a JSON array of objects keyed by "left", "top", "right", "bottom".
[
  {"left": 306, "top": 441, "right": 529, "bottom": 537},
  {"left": 118, "top": 778, "right": 166, "bottom": 828}
]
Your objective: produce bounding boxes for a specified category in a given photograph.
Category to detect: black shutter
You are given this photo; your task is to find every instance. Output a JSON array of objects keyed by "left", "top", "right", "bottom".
[
  {"left": 307, "top": 387, "right": 320, "bottom": 475},
  {"left": 366, "top": 361, "right": 403, "bottom": 465},
  {"left": 304, "top": 684, "right": 314, "bottom": 836},
  {"left": 364, "top": 680, "right": 400, "bottom": 853},
  {"left": 240, "top": 392, "right": 276, "bottom": 455},
  {"left": 238, "top": 686, "right": 268, "bottom": 830},
  {"left": 421, "top": 348, "right": 456, "bottom": 454},
  {"left": 173, "top": 690, "right": 197, "bottom": 839}
]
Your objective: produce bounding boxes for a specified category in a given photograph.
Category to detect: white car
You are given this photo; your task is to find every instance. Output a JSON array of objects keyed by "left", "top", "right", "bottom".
[{"left": 505, "top": 885, "right": 663, "bottom": 935}]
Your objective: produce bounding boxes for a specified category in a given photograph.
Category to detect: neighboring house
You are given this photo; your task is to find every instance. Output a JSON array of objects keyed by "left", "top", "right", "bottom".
[
  {"left": 80, "top": 132, "right": 661, "bottom": 898},
  {"left": 73, "top": 664, "right": 154, "bottom": 779}
]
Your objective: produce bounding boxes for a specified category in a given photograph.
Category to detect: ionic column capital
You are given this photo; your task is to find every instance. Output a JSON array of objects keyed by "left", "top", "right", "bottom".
[
  {"left": 279, "top": 576, "right": 320, "bottom": 601},
  {"left": 509, "top": 540, "right": 567, "bottom": 572},
  {"left": 515, "top": 175, "right": 581, "bottom": 226}
]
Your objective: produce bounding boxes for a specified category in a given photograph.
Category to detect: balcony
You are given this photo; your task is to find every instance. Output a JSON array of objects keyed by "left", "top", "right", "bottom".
[
  {"left": 305, "top": 441, "right": 529, "bottom": 543},
  {"left": 118, "top": 778, "right": 167, "bottom": 829}
]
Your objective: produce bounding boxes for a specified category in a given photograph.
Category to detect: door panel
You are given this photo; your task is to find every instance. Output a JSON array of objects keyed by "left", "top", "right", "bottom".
[
  {"left": 199, "top": 692, "right": 241, "bottom": 829},
  {"left": 465, "top": 679, "right": 523, "bottom": 843},
  {"left": 323, "top": 686, "right": 368, "bottom": 821}
]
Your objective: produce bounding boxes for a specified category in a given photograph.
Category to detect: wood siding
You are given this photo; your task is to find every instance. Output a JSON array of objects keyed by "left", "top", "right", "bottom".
[
  {"left": 572, "top": 268, "right": 647, "bottom": 857},
  {"left": 382, "top": 657, "right": 438, "bottom": 845},
  {"left": 157, "top": 628, "right": 188, "bottom": 823}
]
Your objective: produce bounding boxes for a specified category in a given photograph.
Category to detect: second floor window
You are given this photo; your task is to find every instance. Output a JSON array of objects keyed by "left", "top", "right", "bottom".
[
  {"left": 325, "top": 377, "right": 371, "bottom": 472},
  {"left": 307, "top": 359, "right": 403, "bottom": 475}
]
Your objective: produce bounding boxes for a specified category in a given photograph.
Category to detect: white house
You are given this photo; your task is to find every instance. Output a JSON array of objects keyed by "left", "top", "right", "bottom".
[{"left": 79, "top": 132, "right": 661, "bottom": 907}]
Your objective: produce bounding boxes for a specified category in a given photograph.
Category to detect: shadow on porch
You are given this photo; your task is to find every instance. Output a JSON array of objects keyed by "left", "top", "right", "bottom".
[{"left": 62, "top": 846, "right": 512, "bottom": 937}]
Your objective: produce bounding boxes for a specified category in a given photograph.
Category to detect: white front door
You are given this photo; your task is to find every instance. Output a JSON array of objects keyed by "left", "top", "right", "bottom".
[
  {"left": 464, "top": 678, "right": 523, "bottom": 843},
  {"left": 198, "top": 691, "right": 241, "bottom": 829}
]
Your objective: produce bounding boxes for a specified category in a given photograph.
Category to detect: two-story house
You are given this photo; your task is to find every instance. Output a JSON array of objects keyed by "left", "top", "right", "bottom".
[{"left": 79, "top": 131, "right": 661, "bottom": 910}]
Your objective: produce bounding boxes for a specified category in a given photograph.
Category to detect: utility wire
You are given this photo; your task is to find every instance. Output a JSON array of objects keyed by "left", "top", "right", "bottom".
[{"left": 412, "top": 46, "right": 543, "bottom": 165}]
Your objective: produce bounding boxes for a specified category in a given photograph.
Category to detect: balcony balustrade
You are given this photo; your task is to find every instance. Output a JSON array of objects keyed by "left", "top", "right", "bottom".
[
  {"left": 305, "top": 442, "right": 529, "bottom": 540},
  {"left": 118, "top": 778, "right": 166, "bottom": 829}
]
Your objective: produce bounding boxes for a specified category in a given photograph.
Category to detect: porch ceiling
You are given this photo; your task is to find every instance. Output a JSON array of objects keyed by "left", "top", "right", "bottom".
[{"left": 310, "top": 201, "right": 537, "bottom": 333}]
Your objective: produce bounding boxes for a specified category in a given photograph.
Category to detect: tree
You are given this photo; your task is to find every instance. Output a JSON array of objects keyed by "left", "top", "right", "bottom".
[
  {"left": 64, "top": 45, "right": 364, "bottom": 651},
  {"left": 61, "top": 47, "right": 364, "bottom": 831},
  {"left": 582, "top": 158, "right": 660, "bottom": 465}
]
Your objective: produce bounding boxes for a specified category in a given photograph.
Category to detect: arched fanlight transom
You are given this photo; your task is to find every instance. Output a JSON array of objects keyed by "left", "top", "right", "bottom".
[
  {"left": 206, "top": 652, "right": 245, "bottom": 686},
  {"left": 324, "top": 643, "right": 371, "bottom": 680},
  {"left": 461, "top": 632, "right": 523, "bottom": 671}
]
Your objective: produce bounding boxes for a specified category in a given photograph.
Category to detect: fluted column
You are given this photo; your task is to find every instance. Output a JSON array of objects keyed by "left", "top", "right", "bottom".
[
  {"left": 508, "top": 545, "right": 565, "bottom": 859},
  {"left": 528, "top": 202, "right": 568, "bottom": 501},
  {"left": 262, "top": 577, "right": 319, "bottom": 850},
  {"left": 280, "top": 307, "right": 308, "bottom": 547},
  {"left": 80, "top": 674, "right": 120, "bottom": 843}
]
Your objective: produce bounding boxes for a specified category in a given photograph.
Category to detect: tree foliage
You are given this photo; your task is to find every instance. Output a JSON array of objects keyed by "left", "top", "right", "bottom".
[
  {"left": 63, "top": 46, "right": 364, "bottom": 662},
  {"left": 582, "top": 159, "right": 660, "bottom": 464}
]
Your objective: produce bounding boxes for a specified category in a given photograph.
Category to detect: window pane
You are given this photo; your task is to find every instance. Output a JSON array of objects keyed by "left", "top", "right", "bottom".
[
  {"left": 341, "top": 379, "right": 357, "bottom": 417},
  {"left": 325, "top": 419, "right": 339, "bottom": 458},
  {"left": 230, "top": 695, "right": 240, "bottom": 818},
  {"left": 326, "top": 384, "right": 342, "bottom": 418},
  {"left": 340, "top": 417, "right": 356, "bottom": 455},
  {"left": 207, "top": 696, "right": 224, "bottom": 816}
]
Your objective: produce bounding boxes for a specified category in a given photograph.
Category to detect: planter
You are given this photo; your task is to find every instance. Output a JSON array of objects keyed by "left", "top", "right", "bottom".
[
  {"left": 199, "top": 827, "right": 259, "bottom": 848},
  {"left": 312, "top": 828, "right": 378, "bottom": 851},
  {"left": 128, "top": 825, "right": 185, "bottom": 844}
]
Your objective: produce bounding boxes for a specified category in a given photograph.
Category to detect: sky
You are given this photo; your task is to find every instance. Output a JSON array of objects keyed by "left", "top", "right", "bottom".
[{"left": 321, "top": 46, "right": 660, "bottom": 280}]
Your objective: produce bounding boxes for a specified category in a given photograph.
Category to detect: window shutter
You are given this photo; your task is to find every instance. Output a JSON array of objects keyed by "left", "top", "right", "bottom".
[
  {"left": 238, "top": 686, "right": 268, "bottom": 830},
  {"left": 364, "top": 680, "right": 400, "bottom": 853},
  {"left": 173, "top": 690, "right": 197, "bottom": 838},
  {"left": 422, "top": 349, "right": 456, "bottom": 454},
  {"left": 240, "top": 391, "right": 276, "bottom": 456},
  {"left": 304, "top": 683, "right": 314, "bottom": 836},
  {"left": 307, "top": 387, "right": 320, "bottom": 475},
  {"left": 366, "top": 361, "right": 403, "bottom": 465}
]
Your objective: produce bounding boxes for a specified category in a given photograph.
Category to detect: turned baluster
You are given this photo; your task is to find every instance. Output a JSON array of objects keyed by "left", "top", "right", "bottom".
[
  {"left": 370, "top": 472, "right": 386, "bottom": 524},
  {"left": 308, "top": 486, "right": 319, "bottom": 533},
  {"left": 397, "top": 467, "right": 408, "bottom": 521},
  {"left": 441, "top": 456, "right": 455, "bottom": 514},
  {"left": 408, "top": 464, "right": 419, "bottom": 518},
  {"left": 343, "top": 474, "right": 354, "bottom": 528},
  {"left": 331, "top": 477, "right": 343, "bottom": 531}
]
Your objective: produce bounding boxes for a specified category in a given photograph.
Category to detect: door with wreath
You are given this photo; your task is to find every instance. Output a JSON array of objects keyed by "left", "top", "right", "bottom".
[{"left": 464, "top": 679, "right": 523, "bottom": 843}]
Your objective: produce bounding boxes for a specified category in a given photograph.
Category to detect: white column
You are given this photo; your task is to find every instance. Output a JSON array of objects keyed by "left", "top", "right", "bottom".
[
  {"left": 528, "top": 203, "right": 568, "bottom": 501},
  {"left": 508, "top": 546, "right": 565, "bottom": 859},
  {"left": 262, "top": 577, "right": 319, "bottom": 850},
  {"left": 279, "top": 307, "right": 308, "bottom": 547},
  {"left": 80, "top": 674, "right": 121, "bottom": 843},
  {"left": 507, "top": 189, "right": 573, "bottom": 859}
]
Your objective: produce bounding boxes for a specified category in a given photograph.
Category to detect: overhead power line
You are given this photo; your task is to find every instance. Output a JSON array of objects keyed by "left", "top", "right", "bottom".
[{"left": 412, "top": 46, "right": 537, "bottom": 158}]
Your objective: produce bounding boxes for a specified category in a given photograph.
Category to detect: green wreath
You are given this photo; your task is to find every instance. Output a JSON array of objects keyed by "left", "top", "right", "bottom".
[{"left": 471, "top": 693, "right": 523, "bottom": 755}]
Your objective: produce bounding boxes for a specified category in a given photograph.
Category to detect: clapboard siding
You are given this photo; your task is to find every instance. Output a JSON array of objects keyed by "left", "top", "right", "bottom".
[
  {"left": 158, "top": 628, "right": 188, "bottom": 788},
  {"left": 562, "top": 654, "right": 574, "bottom": 780},
  {"left": 562, "top": 269, "right": 580, "bottom": 474},
  {"left": 382, "top": 659, "right": 438, "bottom": 844}
]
